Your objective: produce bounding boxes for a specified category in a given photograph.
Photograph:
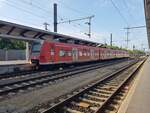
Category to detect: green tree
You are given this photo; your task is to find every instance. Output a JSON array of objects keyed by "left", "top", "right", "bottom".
[{"left": 0, "top": 38, "right": 26, "bottom": 49}]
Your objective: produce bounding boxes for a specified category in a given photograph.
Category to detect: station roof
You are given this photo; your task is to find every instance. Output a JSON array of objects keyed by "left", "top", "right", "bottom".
[
  {"left": 0, "top": 20, "right": 101, "bottom": 47},
  {"left": 144, "top": 0, "right": 150, "bottom": 48}
]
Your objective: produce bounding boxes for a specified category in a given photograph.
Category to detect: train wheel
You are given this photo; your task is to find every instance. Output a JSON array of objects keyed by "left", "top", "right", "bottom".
[
  {"left": 35, "top": 65, "right": 39, "bottom": 70},
  {"left": 59, "top": 67, "right": 63, "bottom": 70}
]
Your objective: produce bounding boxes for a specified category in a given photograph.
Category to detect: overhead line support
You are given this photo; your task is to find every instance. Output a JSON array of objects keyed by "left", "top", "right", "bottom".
[
  {"left": 57, "top": 15, "right": 94, "bottom": 38},
  {"left": 124, "top": 25, "right": 146, "bottom": 49},
  {"left": 54, "top": 3, "right": 57, "bottom": 32}
]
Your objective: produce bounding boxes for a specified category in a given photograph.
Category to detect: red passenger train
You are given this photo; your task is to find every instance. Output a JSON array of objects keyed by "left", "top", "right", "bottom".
[{"left": 31, "top": 40, "right": 129, "bottom": 66}]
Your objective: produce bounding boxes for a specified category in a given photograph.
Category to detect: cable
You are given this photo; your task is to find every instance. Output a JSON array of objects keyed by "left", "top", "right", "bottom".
[
  {"left": 0, "top": 14, "right": 43, "bottom": 28},
  {"left": 31, "top": 0, "right": 71, "bottom": 21},
  {"left": 19, "top": 0, "right": 62, "bottom": 23},
  {"left": 72, "top": 23, "right": 88, "bottom": 33},
  {"left": 25, "top": 0, "right": 90, "bottom": 30},
  {"left": 76, "top": 23, "right": 88, "bottom": 30},
  {"left": 110, "top": 0, "right": 129, "bottom": 25},
  {"left": 122, "top": 0, "right": 137, "bottom": 25},
  {"left": 56, "top": 0, "right": 90, "bottom": 16},
  {"left": 19, "top": 0, "right": 51, "bottom": 14},
  {"left": 4, "top": 0, "right": 53, "bottom": 21},
  {"left": 19, "top": 0, "right": 66, "bottom": 22}
]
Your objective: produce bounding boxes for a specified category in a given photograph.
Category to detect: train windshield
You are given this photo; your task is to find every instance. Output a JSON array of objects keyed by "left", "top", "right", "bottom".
[{"left": 32, "top": 41, "right": 43, "bottom": 52}]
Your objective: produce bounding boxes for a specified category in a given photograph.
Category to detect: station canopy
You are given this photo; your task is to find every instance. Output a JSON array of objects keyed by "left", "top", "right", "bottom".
[
  {"left": 144, "top": 0, "right": 150, "bottom": 48},
  {"left": 0, "top": 20, "right": 100, "bottom": 47}
]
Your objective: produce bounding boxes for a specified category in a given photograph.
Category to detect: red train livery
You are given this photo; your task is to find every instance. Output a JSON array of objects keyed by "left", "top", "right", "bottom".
[{"left": 31, "top": 40, "right": 129, "bottom": 66}]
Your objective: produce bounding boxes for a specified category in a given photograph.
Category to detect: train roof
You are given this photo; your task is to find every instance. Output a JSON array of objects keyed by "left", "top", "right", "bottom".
[{"left": 0, "top": 20, "right": 101, "bottom": 47}]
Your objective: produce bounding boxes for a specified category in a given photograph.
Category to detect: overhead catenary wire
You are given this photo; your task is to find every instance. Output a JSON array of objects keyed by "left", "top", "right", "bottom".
[
  {"left": 19, "top": 0, "right": 51, "bottom": 14},
  {"left": 21, "top": 0, "right": 72, "bottom": 23},
  {"left": 72, "top": 23, "right": 89, "bottom": 33},
  {"left": 122, "top": 0, "right": 137, "bottom": 25},
  {"left": 56, "top": 0, "right": 91, "bottom": 16},
  {"left": 35, "top": 0, "right": 88, "bottom": 16},
  {"left": 57, "top": 15, "right": 94, "bottom": 24},
  {"left": 58, "top": 24, "right": 85, "bottom": 37},
  {"left": 18, "top": 0, "right": 64, "bottom": 21},
  {"left": 110, "top": 0, "right": 129, "bottom": 26},
  {"left": 17, "top": 0, "right": 93, "bottom": 35},
  {"left": 51, "top": 0, "right": 93, "bottom": 25},
  {"left": 2, "top": 0, "right": 95, "bottom": 38},
  {"left": 4, "top": 0, "right": 50, "bottom": 21},
  {"left": 0, "top": 14, "right": 43, "bottom": 29}
]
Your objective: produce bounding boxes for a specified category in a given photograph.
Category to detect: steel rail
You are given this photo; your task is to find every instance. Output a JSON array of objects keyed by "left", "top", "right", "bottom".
[
  {"left": 94, "top": 59, "right": 145, "bottom": 113},
  {"left": 0, "top": 59, "right": 132, "bottom": 96},
  {"left": 0, "top": 58, "right": 127, "bottom": 80},
  {"left": 41, "top": 59, "right": 144, "bottom": 113}
]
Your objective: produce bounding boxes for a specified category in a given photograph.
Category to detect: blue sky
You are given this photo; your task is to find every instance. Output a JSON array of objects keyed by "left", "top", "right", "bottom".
[{"left": 0, "top": 0, "right": 148, "bottom": 50}]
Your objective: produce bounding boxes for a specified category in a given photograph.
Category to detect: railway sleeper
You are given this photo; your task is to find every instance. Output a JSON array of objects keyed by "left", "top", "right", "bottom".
[
  {"left": 105, "top": 80, "right": 120, "bottom": 84},
  {"left": 111, "top": 99, "right": 122, "bottom": 105},
  {"left": 85, "top": 94, "right": 108, "bottom": 101},
  {"left": 92, "top": 90, "right": 112, "bottom": 95},
  {"left": 103, "top": 83, "right": 118, "bottom": 86},
  {"left": 103, "top": 104, "right": 118, "bottom": 113},
  {"left": 65, "top": 106, "right": 92, "bottom": 113},
  {"left": 88, "top": 91, "right": 110, "bottom": 98},
  {"left": 65, "top": 108, "right": 84, "bottom": 113},
  {"left": 96, "top": 87, "right": 116, "bottom": 91},
  {"left": 69, "top": 101, "right": 98, "bottom": 112},
  {"left": 13, "top": 84, "right": 22, "bottom": 87},
  {"left": 96, "top": 85, "right": 117, "bottom": 90},
  {"left": 70, "top": 100, "right": 102, "bottom": 112},
  {"left": 79, "top": 97, "right": 102, "bottom": 105},
  {"left": 84, "top": 96, "right": 105, "bottom": 103},
  {"left": 93, "top": 88, "right": 114, "bottom": 94}
]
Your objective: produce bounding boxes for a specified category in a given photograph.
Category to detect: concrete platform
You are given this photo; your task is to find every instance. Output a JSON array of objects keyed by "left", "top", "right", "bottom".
[
  {"left": 122, "top": 57, "right": 150, "bottom": 113},
  {"left": 0, "top": 60, "right": 33, "bottom": 74},
  {"left": 0, "top": 60, "right": 29, "bottom": 66}
]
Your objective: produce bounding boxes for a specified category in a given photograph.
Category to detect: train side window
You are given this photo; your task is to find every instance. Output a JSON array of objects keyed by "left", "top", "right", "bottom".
[
  {"left": 68, "top": 51, "right": 72, "bottom": 56},
  {"left": 87, "top": 52, "right": 90, "bottom": 56},
  {"left": 79, "top": 51, "right": 82, "bottom": 56},
  {"left": 59, "top": 50, "right": 65, "bottom": 57},
  {"left": 32, "top": 42, "right": 42, "bottom": 52},
  {"left": 94, "top": 51, "right": 96, "bottom": 56},
  {"left": 84, "top": 51, "right": 86, "bottom": 56},
  {"left": 96, "top": 52, "right": 98, "bottom": 56},
  {"left": 51, "top": 48, "right": 54, "bottom": 55},
  {"left": 86, "top": 50, "right": 88, "bottom": 56},
  {"left": 85, "top": 51, "right": 87, "bottom": 56}
]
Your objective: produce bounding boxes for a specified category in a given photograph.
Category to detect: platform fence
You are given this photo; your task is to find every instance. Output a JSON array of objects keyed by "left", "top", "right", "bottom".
[{"left": 0, "top": 49, "right": 26, "bottom": 61}]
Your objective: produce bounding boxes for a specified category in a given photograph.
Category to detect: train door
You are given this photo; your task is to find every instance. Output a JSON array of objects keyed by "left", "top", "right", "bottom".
[
  {"left": 72, "top": 48, "right": 78, "bottom": 61},
  {"left": 50, "top": 45, "right": 55, "bottom": 62},
  {"left": 90, "top": 49, "right": 94, "bottom": 60}
]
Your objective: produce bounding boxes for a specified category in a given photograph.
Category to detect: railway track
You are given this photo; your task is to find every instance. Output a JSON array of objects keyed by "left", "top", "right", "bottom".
[
  {"left": 0, "top": 59, "right": 127, "bottom": 80},
  {"left": 41, "top": 59, "right": 145, "bottom": 113},
  {"left": 0, "top": 59, "right": 135, "bottom": 97}
]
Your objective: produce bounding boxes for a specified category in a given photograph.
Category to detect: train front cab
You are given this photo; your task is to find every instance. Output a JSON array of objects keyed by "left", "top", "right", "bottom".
[
  {"left": 31, "top": 40, "right": 57, "bottom": 69},
  {"left": 31, "top": 40, "right": 44, "bottom": 65}
]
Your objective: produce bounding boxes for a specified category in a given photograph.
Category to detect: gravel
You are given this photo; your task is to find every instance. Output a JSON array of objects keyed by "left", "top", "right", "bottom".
[{"left": 0, "top": 61, "right": 132, "bottom": 113}]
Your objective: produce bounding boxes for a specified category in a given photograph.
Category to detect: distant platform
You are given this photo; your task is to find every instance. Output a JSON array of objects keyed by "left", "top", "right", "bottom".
[
  {"left": 0, "top": 60, "right": 30, "bottom": 66},
  {"left": 0, "top": 60, "right": 33, "bottom": 74}
]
